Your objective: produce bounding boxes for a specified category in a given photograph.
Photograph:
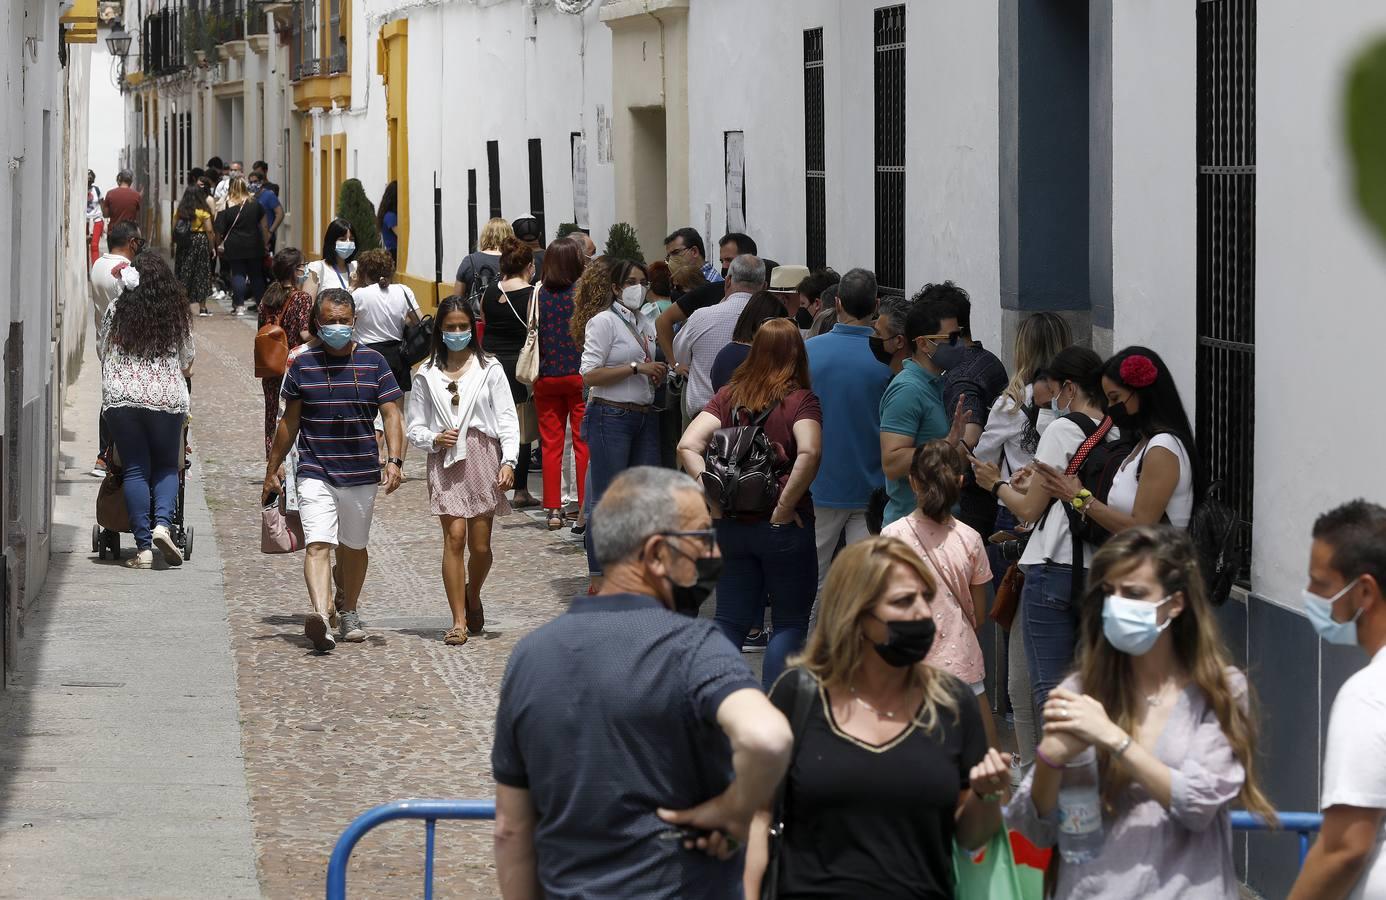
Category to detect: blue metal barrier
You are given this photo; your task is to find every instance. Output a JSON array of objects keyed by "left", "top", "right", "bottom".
[
  {"left": 325, "top": 801, "right": 1322, "bottom": 898},
  {"left": 325, "top": 799, "right": 496, "bottom": 900},
  {"left": 1231, "top": 811, "right": 1323, "bottom": 867}
]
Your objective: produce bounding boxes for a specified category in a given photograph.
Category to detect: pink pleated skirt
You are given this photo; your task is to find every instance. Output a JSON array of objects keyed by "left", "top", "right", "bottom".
[{"left": 427, "top": 428, "right": 513, "bottom": 519}]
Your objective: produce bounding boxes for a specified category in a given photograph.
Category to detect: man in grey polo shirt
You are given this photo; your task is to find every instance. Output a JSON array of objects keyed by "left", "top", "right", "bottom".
[
  {"left": 672, "top": 254, "right": 767, "bottom": 420},
  {"left": 492, "top": 467, "right": 791, "bottom": 899}
]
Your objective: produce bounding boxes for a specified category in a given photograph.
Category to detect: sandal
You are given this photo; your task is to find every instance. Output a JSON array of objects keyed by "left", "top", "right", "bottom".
[
  {"left": 546, "top": 509, "right": 564, "bottom": 531},
  {"left": 443, "top": 627, "right": 468, "bottom": 646},
  {"left": 465, "top": 596, "right": 485, "bottom": 635},
  {"left": 511, "top": 491, "right": 541, "bottom": 510}
]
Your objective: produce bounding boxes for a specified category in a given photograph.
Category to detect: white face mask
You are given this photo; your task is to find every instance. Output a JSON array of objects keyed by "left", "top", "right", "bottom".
[
  {"left": 618, "top": 284, "right": 647, "bottom": 311},
  {"left": 1102, "top": 594, "right": 1174, "bottom": 656},
  {"left": 1051, "top": 382, "right": 1072, "bottom": 416}
]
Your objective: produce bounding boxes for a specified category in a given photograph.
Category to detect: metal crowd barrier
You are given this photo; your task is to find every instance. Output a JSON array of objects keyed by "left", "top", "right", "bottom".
[{"left": 325, "top": 800, "right": 1324, "bottom": 899}]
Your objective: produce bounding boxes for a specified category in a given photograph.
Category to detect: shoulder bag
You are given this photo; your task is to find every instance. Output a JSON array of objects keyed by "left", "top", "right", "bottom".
[
  {"left": 214, "top": 202, "right": 245, "bottom": 258},
  {"left": 400, "top": 287, "right": 435, "bottom": 366},
  {"left": 254, "top": 304, "right": 289, "bottom": 378},
  {"left": 261, "top": 492, "right": 306, "bottom": 554},
  {"left": 761, "top": 667, "right": 818, "bottom": 900},
  {"left": 503, "top": 286, "right": 541, "bottom": 385}
]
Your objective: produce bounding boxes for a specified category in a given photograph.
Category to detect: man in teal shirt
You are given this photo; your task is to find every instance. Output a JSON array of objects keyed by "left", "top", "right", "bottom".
[{"left": 878, "top": 299, "right": 955, "bottom": 527}]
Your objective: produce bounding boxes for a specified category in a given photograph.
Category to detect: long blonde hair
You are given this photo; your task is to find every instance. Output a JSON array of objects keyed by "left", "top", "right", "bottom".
[
  {"left": 668, "top": 255, "right": 708, "bottom": 293},
  {"left": 1077, "top": 526, "right": 1277, "bottom": 822},
  {"left": 479, "top": 217, "right": 514, "bottom": 252},
  {"left": 1002, "top": 311, "right": 1071, "bottom": 409},
  {"left": 794, "top": 537, "right": 960, "bottom": 734}
]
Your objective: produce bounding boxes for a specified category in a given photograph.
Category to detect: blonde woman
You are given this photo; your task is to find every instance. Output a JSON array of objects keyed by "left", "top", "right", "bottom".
[
  {"left": 970, "top": 309, "right": 1070, "bottom": 781},
  {"left": 744, "top": 537, "right": 1011, "bottom": 899},
  {"left": 1007, "top": 526, "right": 1276, "bottom": 898},
  {"left": 454, "top": 217, "right": 515, "bottom": 312},
  {"left": 212, "top": 173, "right": 270, "bottom": 316}
]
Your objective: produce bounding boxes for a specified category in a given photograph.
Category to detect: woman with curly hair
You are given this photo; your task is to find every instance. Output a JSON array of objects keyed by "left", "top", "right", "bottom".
[
  {"left": 99, "top": 251, "right": 195, "bottom": 569},
  {"left": 258, "top": 248, "right": 314, "bottom": 455},
  {"left": 575, "top": 257, "right": 666, "bottom": 590}
]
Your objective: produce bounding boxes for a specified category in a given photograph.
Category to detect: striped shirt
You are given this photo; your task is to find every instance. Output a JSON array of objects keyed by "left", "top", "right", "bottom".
[{"left": 282, "top": 346, "right": 402, "bottom": 486}]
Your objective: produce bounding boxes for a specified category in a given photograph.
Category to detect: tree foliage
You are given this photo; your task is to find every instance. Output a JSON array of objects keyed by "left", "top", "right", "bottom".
[
  {"left": 604, "top": 222, "right": 644, "bottom": 265},
  {"left": 337, "top": 179, "right": 381, "bottom": 253}
]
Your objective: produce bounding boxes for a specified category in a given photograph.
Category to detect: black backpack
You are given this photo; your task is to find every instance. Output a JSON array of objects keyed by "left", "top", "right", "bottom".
[
  {"left": 466, "top": 258, "right": 498, "bottom": 317},
  {"left": 172, "top": 216, "right": 192, "bottom": 252},
  {"left": 700, "top": 406, "right": 784, "bottom": 517}
]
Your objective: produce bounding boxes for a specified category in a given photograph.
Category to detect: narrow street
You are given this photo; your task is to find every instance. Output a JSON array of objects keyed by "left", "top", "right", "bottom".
[{"left": 0, "top": 301, "right": 591, "bottom": 898}]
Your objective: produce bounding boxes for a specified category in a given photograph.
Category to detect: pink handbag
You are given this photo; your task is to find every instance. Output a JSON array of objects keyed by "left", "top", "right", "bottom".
[{"left": 261, "top": 497, "right": 306, "bottom": 554}]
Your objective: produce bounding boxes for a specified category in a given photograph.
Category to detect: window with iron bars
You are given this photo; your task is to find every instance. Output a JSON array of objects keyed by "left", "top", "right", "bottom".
[
  {"left": 297, "top": 0, "right": 319, "bottom": 79},
  {"left": 328, "top": 0, "right": 346, "bottom": 74},
  {"left": 487, "top": 141, "right": 502, "bottom": 220},
  {"left": 874, "top": 6, "right": 905, "bottom": 295},
  {"left": 804, "top": 27, "right": 826, "bottom": 271},
  {"left": 1196, "top": 0, "right": 1256, "bottom": 579},
  {"left": 528, "top": 139, "right": 546, "bottom": 241}
]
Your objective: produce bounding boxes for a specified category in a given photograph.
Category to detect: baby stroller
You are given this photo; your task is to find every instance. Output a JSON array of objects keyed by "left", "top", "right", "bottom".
[{"left": 92, "top": 415, "right": 195, "bottom": 562}]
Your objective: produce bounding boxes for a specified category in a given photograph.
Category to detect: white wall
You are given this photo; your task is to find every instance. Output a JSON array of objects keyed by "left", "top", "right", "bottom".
[
  {"left": 86, "top": 44, "right": 126, "bottom": 188},
  {"left": 1108, "top": 1, "right": 1197, "bottom": 406},
  {"left": 1253, "top": 3, "right": 1386, "bottom": 606}
]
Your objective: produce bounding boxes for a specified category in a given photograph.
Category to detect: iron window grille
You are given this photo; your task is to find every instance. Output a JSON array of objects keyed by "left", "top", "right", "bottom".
[
  {"left": 528, "top": 138, "right": 546, "bottom": 241},
  {"left": 1196, "top": 0, "right": 1256, "bottom": 580},
  {"left": 804, "top": 27, "right": 826, "bottom": 271},
  {"left": 874, "top": 5, "right": 905, "bottom": 295}
]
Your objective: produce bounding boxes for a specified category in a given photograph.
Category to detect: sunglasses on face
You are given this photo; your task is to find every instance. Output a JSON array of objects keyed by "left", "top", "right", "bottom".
[{"left": 658, "top": 529, "right": 718, "bottom": 554}]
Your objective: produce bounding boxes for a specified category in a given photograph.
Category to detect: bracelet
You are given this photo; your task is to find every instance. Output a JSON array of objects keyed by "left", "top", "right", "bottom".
[
  {"left": 1035, "top": 746, "right": 1063, "bottom": 770},
  {"left": 991, "top": 480, "right": 1009, "bottom": 500},
  {"left": 1111, "top": 734, "right": 1133, "bottom": 757}
]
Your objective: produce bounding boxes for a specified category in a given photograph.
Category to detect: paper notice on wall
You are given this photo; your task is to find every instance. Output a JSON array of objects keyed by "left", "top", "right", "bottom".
[
  {"left": 725, "top": 131, "right": 745, "bottom": 233},
  {"left": 596, "top": 105, "right": 612, "bottom": 166},
  {"left": 571, "top": 133, "right": 590, "bottom": 230}
]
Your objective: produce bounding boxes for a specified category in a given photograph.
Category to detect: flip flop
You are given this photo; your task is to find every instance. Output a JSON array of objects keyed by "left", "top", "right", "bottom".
[{"left": 443, "top": 627, "right": 468, "bottom": 646}]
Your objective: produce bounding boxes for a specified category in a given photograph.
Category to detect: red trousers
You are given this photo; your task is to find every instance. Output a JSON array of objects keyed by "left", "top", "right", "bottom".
[{"left": 533, "top": 374, "right": 588, "bottom": 510}]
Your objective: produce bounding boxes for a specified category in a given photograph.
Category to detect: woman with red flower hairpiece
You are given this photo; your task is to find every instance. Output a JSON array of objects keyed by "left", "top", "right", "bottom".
[{"left": 1033, "top": 346, "right": 1202, "bottom": 535}]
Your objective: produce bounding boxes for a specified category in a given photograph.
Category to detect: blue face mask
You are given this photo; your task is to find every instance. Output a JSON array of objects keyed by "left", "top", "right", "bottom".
[
  {"left": 1303, "top": 581, "right": 1363, "bottom": 646},
  {"left": 1102, "top": 594, "right": 1174, "bottom": 656},
  {"left": 442, "top": 330, "right": 472, "bottom": 352},
  {"left": 319, "top": 324, "right": 354, "bottom": 350},
  {"left": 335, "top": 241, "right": 356, "bottom": 260}
]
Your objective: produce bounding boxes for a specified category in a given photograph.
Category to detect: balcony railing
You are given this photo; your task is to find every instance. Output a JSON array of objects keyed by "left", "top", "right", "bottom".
[
  {"left": 142, "top": 6, "right": 186, "bottom": 76},
  {"left": 247, "top": 0, "right": 271, "bottom": 35}
]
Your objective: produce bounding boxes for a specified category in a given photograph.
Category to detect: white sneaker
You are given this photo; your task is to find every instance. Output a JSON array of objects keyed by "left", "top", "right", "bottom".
[
  {"left": 339, "top": 610, "right": 367, "bottom": 643},
  {"left": 305, "top": 613, "right": 336, "bottom": 653},
  {"left": 124, "top": 549, "right": 154, "bottom": 569},
  {"left": 151, "top": 525, "right": 182, "bottom": 567}
]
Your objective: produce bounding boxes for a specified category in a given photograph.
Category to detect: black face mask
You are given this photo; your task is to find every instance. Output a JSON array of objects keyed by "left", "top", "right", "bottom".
[
  {"left": 867, "top": 616, "right": 936, "bottom": 667},
  {"left": 1105, "top": 400, "right": 1139, "bottom": 430},
  {"left": 795, "top": 307, "right": 814, "bottom": 329},
  {"left": 930, "top": 341, "right": 967, "bottom": 373},
  {"left": 664, "top": 543, "right": 723, "bottom": 616},
  {"left": 869, "top": 335, "right": 897, "bottom": 367}
]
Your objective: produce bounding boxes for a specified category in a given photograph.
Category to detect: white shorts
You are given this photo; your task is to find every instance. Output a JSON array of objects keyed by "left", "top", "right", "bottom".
[
  {"left": 296, "top": 478, "right": 378, "bottom": 550},
  {"left": 969, "top": 680, "right": 986, "bottom": 697}
]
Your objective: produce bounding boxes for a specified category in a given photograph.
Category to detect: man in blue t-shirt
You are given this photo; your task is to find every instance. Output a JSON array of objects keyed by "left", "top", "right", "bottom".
[
  {"left": 878, "top": 298, "right": 961, "bottom": 528},
  {"left": 249, "top": 170, "right": 283, "bottom": 252},
  {"left": 262, "top": 289, "right": 404, "bottom": 652},
  {"left": 805, "top": 268, "right": 891, "bottom": 594}
]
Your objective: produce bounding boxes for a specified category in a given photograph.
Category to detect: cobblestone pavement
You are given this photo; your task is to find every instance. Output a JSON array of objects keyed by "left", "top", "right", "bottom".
[{"left": 191, "top": 308, "right": 588, "bottom": 897}]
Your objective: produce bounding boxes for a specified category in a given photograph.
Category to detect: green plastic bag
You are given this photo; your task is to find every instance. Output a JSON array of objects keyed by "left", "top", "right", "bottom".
[{"left": 954, "top": 829, "right": 1045, "bottom": 900}]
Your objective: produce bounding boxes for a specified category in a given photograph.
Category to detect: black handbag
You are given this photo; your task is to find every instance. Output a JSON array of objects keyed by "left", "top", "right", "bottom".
[
  {"left": 400, "top": 289, "right": 434, "bottom": 366},
  {"left": 761, "top": 668, "right": 819, "bottom": 900}
]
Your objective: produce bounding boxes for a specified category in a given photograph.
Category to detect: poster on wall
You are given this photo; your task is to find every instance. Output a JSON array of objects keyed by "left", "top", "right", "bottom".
[
  {"left": 725, "top": 131, "right": 745, "bottom": 234},
  {"left": 571, "top": 133, "right": 589, "bottom": 230}
]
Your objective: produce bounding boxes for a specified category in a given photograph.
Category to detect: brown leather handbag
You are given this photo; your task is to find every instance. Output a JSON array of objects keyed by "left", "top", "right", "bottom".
[
  {"left": 989, "top": 564, "right": 1025, "bottom": 630},
  {"left": 254, "top": 305, "right": 289, "bottom": 378}
]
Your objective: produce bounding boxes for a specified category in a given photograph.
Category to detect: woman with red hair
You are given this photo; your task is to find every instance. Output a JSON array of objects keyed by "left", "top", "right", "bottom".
[{"left": 678, "top": 318, "right": 822, "bottom": 688}]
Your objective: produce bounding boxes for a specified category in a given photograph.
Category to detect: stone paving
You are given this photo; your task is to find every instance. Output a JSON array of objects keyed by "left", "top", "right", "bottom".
[{"left": 191, "top": 308, "right": 589, "bottom": 897}]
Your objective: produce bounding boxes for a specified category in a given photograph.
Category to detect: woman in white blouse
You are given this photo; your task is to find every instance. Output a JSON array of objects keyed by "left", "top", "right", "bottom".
[
  {"left": 406, "top": 296, "right": 519, "bottom": 646},
  {"left": 571, "top": 258, "right": 667, "bottom": 590}
]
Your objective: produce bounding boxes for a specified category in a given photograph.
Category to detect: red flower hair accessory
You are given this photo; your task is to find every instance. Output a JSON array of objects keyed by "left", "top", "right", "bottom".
[{"left": 1119, "top": 354, "right": 1158, "bottom": 389}]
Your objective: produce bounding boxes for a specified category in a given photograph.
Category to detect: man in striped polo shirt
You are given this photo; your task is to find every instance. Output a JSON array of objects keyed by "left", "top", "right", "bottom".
[{"left": 263, "top": 289, "right": 406, "bottom": 652}]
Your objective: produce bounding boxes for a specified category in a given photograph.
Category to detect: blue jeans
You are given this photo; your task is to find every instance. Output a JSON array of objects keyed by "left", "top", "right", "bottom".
[
  {"left": 581, "top": 400, "right": 660, "bottom": 574},
  {"left": 1020, "top": 563, "right": 1077, "bottom": 710},
  {"left": 105, "top": 406, "right": 183, "bottom": 550},
  {"left": 228, "top": 257, "right": 265, "bottom": 309},
  {"left": 714, "top": 518, "right": 817, "bottom": 690}
]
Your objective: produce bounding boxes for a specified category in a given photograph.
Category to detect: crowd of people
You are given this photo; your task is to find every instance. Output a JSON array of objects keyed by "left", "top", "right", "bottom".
[{"left": 86, "top": 192, "right": 1386, "bottom": 896}]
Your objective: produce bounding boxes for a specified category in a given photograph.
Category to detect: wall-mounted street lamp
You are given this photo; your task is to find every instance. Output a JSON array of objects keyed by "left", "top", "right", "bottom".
[{"left": 106, "top": 23, "right": 131, "bottom": 58}]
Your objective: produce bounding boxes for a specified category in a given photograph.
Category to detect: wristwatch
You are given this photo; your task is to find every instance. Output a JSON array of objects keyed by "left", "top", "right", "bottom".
[
  {"left": 629, "top": 361, "right": 639, "bottom": 374},
  {"left": 991, "top": 480, "right": 1009, "bottom": 500},
  {"left": 501, "top": 458, "right": 517, "bottom": 470},
  {"left": 386, "top": 457, "right": 404, "bottom": 468},
  {"left": 1070, "top": 488, "right": 1094, "bottom": 511}
]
